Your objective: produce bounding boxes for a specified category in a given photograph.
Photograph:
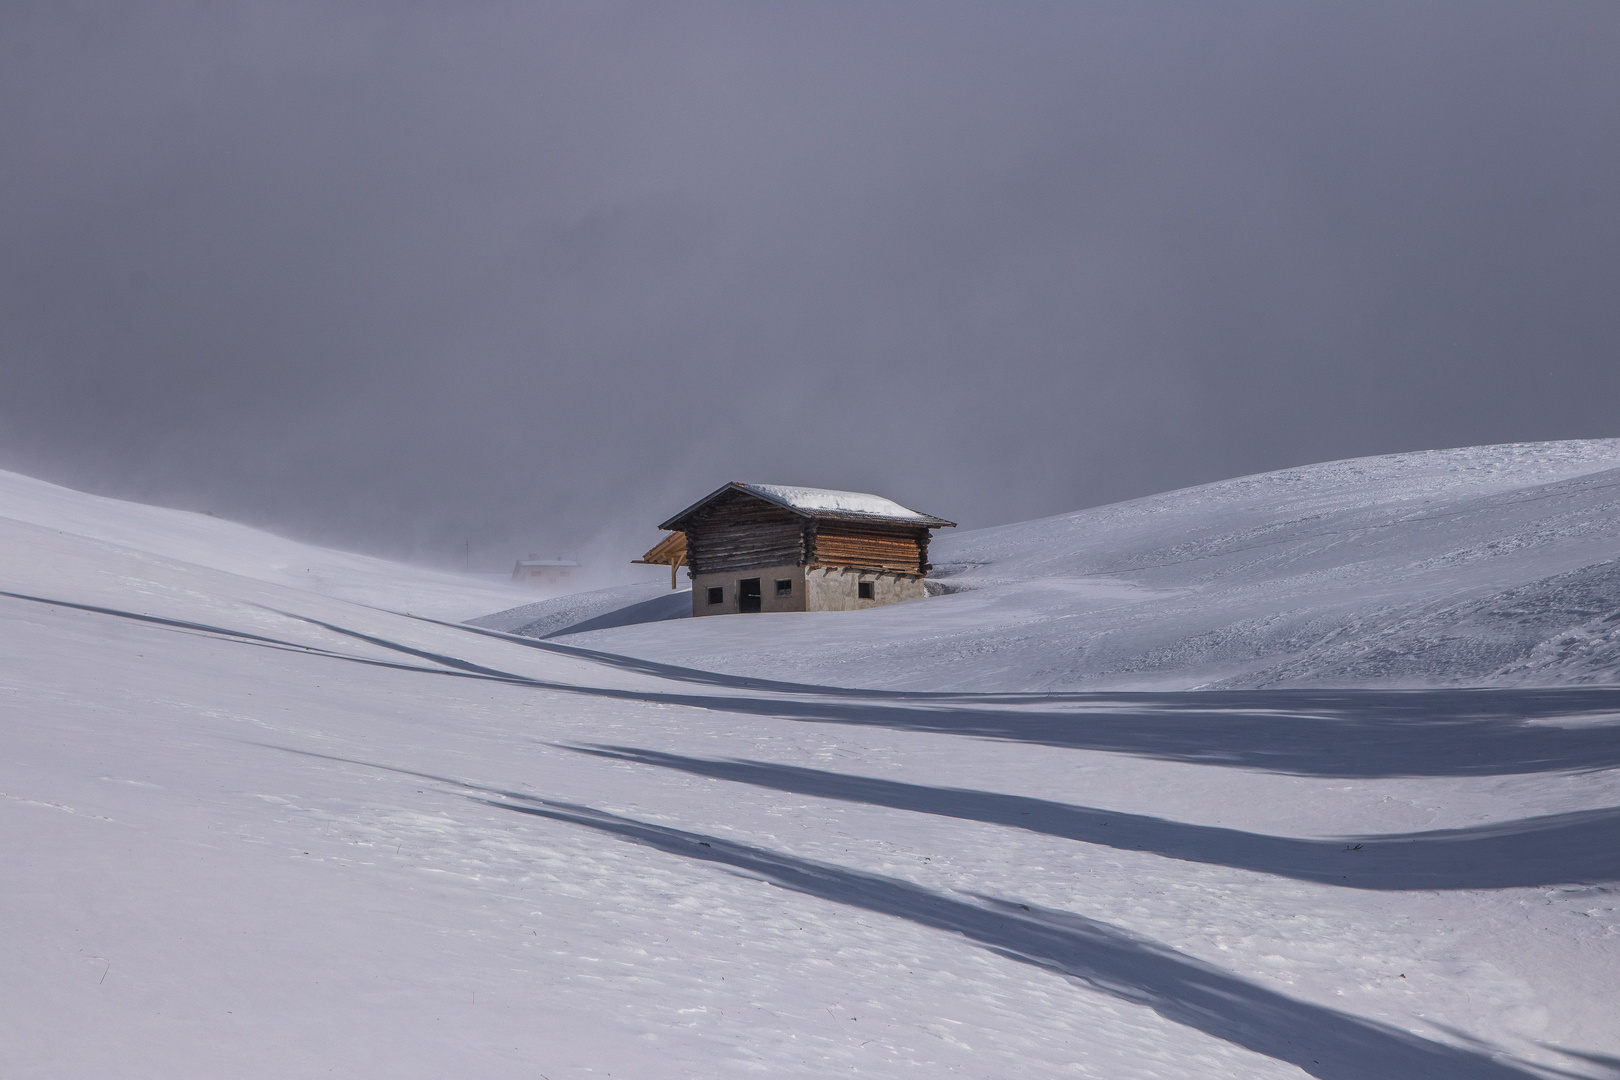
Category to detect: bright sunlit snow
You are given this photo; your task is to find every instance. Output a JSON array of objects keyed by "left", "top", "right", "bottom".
[{"left": 3, "top": 446, "right": 1618, "bottom": 1079}]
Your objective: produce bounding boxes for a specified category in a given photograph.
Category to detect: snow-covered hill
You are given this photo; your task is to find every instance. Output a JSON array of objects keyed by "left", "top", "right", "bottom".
[
  {"left": 559, "top": 441, "right": 1620, "bottom": 690},
  {"left": 470, "top": 582, "right": 691, "bottom": 638},
  {"left": 3, "top": 454, "right": 1619, "bottom": 1079},
  {"left": 0, "top": 469, "right": 530, "bottom": 620}
]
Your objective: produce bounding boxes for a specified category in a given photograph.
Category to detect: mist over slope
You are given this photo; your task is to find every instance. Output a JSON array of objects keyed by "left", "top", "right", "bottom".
[{"left": 556, "top": 441, "right": 1620, "bottom": 690}]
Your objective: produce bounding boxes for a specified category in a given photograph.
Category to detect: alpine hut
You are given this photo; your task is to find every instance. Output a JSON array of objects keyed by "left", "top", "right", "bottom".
[{"left": 639, "top": 482, "right": 954, "bottom": 617}]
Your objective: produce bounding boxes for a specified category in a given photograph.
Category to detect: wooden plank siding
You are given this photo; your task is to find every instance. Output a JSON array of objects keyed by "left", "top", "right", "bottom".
[
  {"left": 685, "top": 492, "right": 807, "bottom": 575},
  {"left": 808, "top": 521, "right": 929, "bottom": 574}
]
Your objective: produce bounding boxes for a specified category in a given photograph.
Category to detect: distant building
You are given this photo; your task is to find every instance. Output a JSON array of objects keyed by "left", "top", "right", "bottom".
[
  {"left": 638, "top": 482, "right": 954, "bottom": 617},
  {"left": 511, "top": 555, "right": 579, "bottom": 588}
]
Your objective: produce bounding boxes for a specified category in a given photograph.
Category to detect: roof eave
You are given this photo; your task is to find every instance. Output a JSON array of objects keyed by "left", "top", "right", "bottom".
[{"left": 808, "top": 510, "right": 956, "bottom": 528}]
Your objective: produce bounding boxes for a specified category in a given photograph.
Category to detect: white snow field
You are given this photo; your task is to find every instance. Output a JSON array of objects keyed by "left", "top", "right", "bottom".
[{"left": 2, "top": 449, "right": 1619, "bottom": 1079}]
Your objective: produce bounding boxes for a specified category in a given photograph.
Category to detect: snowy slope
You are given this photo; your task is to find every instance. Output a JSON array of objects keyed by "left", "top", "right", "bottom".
[
  {"left": 3, "top": 459, "right": 1620, "bottom": 1079},
  {"left": 0, "top": 469, "right": 529, "bottom": 620},
  {"left": 469, "top": 582, "right": 691, "bottom": 637},
  {"left": 564, "top": 441, "right": 1620, "bottom": 691}
]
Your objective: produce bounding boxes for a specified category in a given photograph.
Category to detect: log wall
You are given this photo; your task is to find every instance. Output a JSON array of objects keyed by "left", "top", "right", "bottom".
[
  {"left": 808, "top": 521, "right": 928, "bottom": 574},
  {"left": 685, "top": 493, "right": 807, "bottom": 575}
]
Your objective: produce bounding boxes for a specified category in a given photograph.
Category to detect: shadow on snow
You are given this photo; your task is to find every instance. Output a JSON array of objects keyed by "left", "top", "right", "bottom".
[
  {"left": 433, "top": 614, "right": 1620, "bottom": 779},
  {"left": 571, "top": 745, "right": 1620, "bottom": 891},
  {"left": 11, "top": 588, "right": 1620, "bottom": 780},
  {"left": 264, "top": 744, "right": 1572, "bottom": 1080},
  {"left": 318, "top": 608, "right": 1620, "bottom": 779},
  {"left": 471, "top": 786, "right": 1559, "bottom": 1078}
]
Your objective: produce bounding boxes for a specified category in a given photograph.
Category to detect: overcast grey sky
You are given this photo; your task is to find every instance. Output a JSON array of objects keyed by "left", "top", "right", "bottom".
[{"left": 4, "top": 1, "right": 1618, "bottom": 573}]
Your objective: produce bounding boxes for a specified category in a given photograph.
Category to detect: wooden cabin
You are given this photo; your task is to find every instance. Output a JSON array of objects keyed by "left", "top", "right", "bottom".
[{"left": 639, "top": 482, "right": 954, "bottom": 617}]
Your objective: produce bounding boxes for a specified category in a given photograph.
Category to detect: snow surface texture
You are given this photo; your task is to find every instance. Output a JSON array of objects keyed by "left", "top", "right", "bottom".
[
  {"left": 4, "top": 452, "right": 1620, "bottom": 1078},
  {"left": 567, "top": 441, "right": 1620, "bottom": 691}
]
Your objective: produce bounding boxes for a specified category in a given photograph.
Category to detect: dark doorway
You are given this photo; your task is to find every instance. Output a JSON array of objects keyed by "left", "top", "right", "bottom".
[{"left": 738, "top": 578, "right": 762, "bottom": 613}]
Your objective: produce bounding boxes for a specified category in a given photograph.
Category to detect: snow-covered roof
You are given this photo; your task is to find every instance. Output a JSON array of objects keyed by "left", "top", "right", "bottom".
[
  {"left": 660, "top": 482, "right": 954, "bottom": 530},
  {"left": 742, "top": 484, "right": 929, "bottom": 520}
]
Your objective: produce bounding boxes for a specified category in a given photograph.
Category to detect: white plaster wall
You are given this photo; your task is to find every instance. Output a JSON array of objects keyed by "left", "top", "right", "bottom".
[
  {"left": 689, "top": 564, "right": 806, "bottom": 617},
  {"left": 803, "top": 567, "right": 925, "bottom": 611}
]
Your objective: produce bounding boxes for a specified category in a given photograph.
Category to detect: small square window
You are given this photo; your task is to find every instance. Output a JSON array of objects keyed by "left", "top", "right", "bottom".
[
  {"left": 707, "top": 586, "right": 724, "bottom": 605},
  {"left": 857, "top": 581, "right": 875, "bottom": 600},
  {"left": 775, "top": 579, "right": 792, "bottom": 596}
]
